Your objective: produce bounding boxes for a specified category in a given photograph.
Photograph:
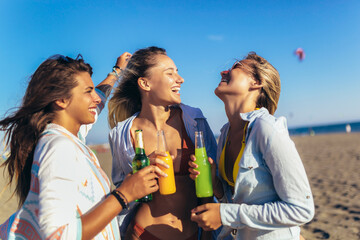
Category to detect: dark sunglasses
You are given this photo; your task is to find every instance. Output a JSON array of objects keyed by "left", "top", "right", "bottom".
[
  {"left": 230, "top": 60, "right": 243, "bottom": 71},
  {"left": 51, "top": 54, "right": 83, "bottom": 63},
  {"left": 221, "top": 60, "right": 244, "bottom": 77}
]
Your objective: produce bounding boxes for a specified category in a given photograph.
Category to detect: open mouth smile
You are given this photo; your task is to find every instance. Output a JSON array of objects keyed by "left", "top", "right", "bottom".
[
  {"left": 89, "top": 108, "right": 97, "bottom": 115},
  {"left": 171, "top": 87, "right": 181, "bottom": 94}
]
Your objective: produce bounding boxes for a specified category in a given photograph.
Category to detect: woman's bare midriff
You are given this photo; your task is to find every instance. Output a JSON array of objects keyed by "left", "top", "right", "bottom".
[{"left": 132, "top": 175, "right": 198, "bottom": 240}]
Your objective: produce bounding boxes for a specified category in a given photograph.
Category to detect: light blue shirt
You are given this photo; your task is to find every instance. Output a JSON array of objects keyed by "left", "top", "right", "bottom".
[
  {"left": 108, "top": 103, "right": 217, "bottom": 238},
  {"left": 216, "top": 108, "right": 314, "bottom": 240}
]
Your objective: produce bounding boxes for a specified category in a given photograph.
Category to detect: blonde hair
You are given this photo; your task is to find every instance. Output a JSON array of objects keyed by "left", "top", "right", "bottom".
[
  {"left": 108, "top": 47, "right": 167, "bottom": 128},
  {"left": 238, "top": 52, "right": 281, "bottom": 115}
]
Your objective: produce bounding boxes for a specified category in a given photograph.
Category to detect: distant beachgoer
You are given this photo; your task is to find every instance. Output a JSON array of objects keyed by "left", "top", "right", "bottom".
[
  {"left": 0, "top": 53, "right": 165, "bottom": 239},
  {"left": 108, "top": 46, "right": 218, "bottom": 239},
  {"left": 346, "top": 124, "right": 351, "bottom": 133},
  {"left": 309, "top": 128, "right": 315, "bottom": 136},
  {"left": 189, "top": 52, "right": 314, "bottom": 239}
]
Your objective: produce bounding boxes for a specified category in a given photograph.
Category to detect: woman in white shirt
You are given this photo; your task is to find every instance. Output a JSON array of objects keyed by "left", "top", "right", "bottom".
[{"left": 0, "top": 53, "right": 165, "bottom": 240}]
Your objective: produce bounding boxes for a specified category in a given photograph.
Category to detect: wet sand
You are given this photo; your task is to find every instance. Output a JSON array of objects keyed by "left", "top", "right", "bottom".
[{"left": 1, "top": 133, "right": 360, "bottom": 240}]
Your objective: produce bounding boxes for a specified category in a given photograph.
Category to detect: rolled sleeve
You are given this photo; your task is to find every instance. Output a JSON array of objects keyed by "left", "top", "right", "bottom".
[
  {"left": 220, "top": 203, "right": 245, "bottom": 229},
  {"left": 95, "top": 87, "right": 107, "bottom": 113},
  {"left": 221, "top": 200, "right": 313, "bottom": 230}
]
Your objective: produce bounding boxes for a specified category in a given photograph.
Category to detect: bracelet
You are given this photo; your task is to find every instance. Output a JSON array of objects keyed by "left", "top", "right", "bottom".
[
  {"left": 111, "top": 190, "right": 128, "bottom": 210},
  {"left": 112, "top": 66, "right": 123, "bottom": 77},
  {"left": 108, "top": 72, "right": 119, "bottom": 79},
  {"left": 117, "top": 190, "right": 129, "bottom": 205},
  {"left": 113, "top": 65, "right": 122, "bottom": 71}
]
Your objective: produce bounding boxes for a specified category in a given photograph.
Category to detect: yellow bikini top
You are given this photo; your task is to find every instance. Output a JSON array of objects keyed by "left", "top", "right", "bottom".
[{"left": 219, "top": 122, "right": 248, "bottom": 187}]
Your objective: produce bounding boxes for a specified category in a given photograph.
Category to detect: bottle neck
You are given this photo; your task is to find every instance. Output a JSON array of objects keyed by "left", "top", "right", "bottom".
[
  {"left": 135, "top": 147, "right": 146, "bottom": 155},
  {"left": 134, "top": 130, "right": 146, "bottom": 156},
  {"left": 195, "top": 131, "right": 205, "bottom": 149}
]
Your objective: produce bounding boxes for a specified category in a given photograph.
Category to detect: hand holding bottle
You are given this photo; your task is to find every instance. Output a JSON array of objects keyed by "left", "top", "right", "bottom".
[
  {"left": 189, "top": 131, "right": 213, "bottom": 198},
  {"left": 118, "top": 165, "right": 165, "bottom": 203},
  {"left": 147, "top": 151, "right": 170, "bottom": 170},
  {"left": 132, "top": 129, "right": 153, "bottom": 202},
  {"left": 189, "top": 156, "right": 225, "bottom": 199},
  {"left": 188, "top": 155, "right": 215, "bottom": 181},
  {"left": 155, "top": 130, "right": 176, "bottom": 195}
]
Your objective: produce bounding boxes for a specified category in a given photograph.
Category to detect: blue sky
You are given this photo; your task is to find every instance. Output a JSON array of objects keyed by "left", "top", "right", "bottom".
[{"left": 1, "top": 0, "right": 359, "bottom": 144}]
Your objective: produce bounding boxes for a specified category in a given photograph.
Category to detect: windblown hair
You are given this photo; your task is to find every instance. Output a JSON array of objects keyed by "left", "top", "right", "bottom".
[
  {"left": 0, "top": 55, "right": 92, "bottom": 206},
  {"left": 108, "top": 46, "right": 167, "bottom": 128},
  {"left": 238, "top": 52, "right": 281, "bottom": 115}
]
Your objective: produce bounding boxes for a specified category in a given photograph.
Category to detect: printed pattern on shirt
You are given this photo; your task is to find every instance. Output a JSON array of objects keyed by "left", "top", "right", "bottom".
[{"left": 0, "top": 124, "right": 120, "bottom": 240}]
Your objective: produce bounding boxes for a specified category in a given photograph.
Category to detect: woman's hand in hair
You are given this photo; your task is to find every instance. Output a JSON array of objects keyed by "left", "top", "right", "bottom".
[
  {"left": 96, "top": 52, "right": 132, "bottom": 96},
  {"left": 115, "top": 52, "right": 132, "bottom": 70},
  {"left": 117, "top": 165, "right": 165, "bottom": 203}
]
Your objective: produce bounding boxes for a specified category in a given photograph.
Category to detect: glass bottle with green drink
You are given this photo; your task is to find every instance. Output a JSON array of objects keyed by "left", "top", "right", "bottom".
[
  {"left": 132, "top": 129, "right": 152, "bottom": 202},
  {"left": 194, "top": 131, "right": 213, "bottom": 197}
]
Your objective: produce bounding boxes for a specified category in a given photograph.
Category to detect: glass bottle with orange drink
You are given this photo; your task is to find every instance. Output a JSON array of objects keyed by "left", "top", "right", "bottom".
[{"left": 156, "top": 130, "right": 176, "bottom": 195}]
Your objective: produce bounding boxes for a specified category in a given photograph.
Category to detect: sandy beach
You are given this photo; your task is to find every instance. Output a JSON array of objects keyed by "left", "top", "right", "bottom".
[
  {"left": 1, "top": 132, "right": 359, "bottom": 239},
  {"left": 292, "top": 133, "right": 360, "bottom": 240}
]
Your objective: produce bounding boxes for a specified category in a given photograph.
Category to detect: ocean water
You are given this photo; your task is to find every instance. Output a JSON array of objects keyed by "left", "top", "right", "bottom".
[{"left": 288, "top": 121, "right": 360, "bottom": 136}]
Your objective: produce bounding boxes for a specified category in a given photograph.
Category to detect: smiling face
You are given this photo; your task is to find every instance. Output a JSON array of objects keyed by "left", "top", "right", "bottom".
[
  {"left": 215, "top": 53, "right": 281, "bottom": 115},
  {"left": 215, "top": 62, "right": 256, "bottom": 101},
  {"left": 63, "top": 71, "right": 101, "bottom": 133},
  {"left": 143, "top": 54, "right": 184, "bottom": 105}
]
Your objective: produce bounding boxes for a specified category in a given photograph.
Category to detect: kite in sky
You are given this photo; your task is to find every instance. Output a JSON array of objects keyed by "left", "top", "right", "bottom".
[{"left": 294, "top": 47, "right": 305, "bottom": 61}]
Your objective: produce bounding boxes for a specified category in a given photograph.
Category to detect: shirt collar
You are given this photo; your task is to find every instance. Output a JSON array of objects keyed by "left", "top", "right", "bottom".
[
  {"left": 219, "top": 108, "right": 268, "bottom": 132},
  {"left": 240, "top": 107, "right": 269, "bottom": 123}
]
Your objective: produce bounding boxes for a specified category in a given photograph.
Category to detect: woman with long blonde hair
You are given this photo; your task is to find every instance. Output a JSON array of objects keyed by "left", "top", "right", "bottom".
[
  {"left": 108, "top": 46, "right": 217, "bottom": 239},
  {"left": 189, "top": 52, "right": 314, "bottom": 239}
]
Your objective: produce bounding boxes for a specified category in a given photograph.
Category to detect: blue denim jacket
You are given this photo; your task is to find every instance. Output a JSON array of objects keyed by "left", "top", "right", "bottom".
[
  {"left": 216, "top": 108, "right": 314, "bottom": 240},
  {"left": 108, "top": 103, "right": 217, "bottom": 238}
]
